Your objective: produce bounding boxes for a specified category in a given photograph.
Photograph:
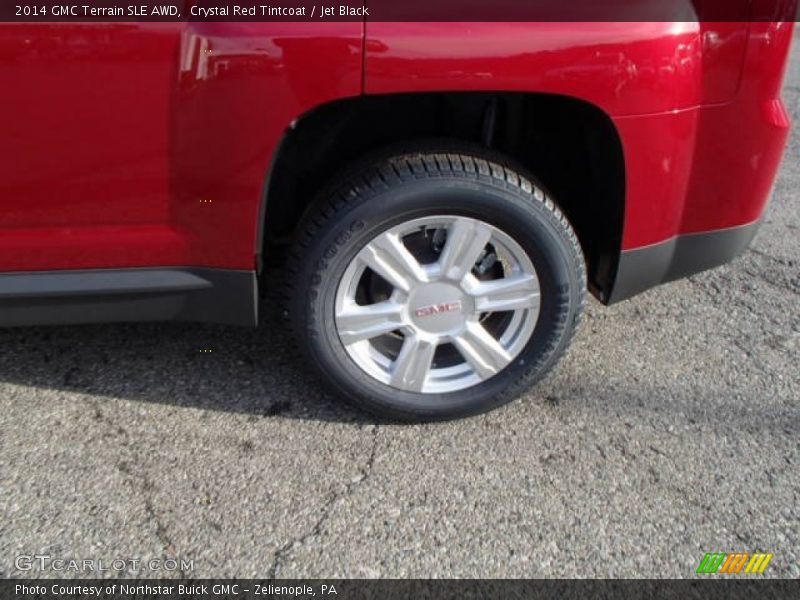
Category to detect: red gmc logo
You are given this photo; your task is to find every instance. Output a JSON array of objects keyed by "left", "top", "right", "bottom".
[{"left": 413, "top": 300, "right": 463, "bottom": 318}]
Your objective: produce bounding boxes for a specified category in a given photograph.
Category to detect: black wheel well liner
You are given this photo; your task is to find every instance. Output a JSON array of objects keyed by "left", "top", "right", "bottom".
[{"left": 261, "top": 92, "right": 625, "bottom": 302}]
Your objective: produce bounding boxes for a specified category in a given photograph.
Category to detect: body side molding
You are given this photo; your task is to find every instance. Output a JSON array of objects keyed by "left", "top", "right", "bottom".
[{"left": 0, "top": 268, "right": 258, "bottom": 327}]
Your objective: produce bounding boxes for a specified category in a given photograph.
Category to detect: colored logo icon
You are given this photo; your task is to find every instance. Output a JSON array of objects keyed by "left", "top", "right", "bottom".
[{"left": 696, "top": 552, "right": 774, "bottom": 574}]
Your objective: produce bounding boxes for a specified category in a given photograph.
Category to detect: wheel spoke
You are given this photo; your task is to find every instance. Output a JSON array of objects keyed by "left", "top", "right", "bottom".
[
  {"left": 438, "top": 218, "right": 492, "bottom": 282},
  {"left": 467, "top": 273, "right": 540, "bottom": 313},
  {"left": 360, "top": 232, "right": 427, "bottom": 292},
  {"left": 336, "top": 301, "right": 405, "bottom": 346},
  {"left": 453, "top": 322, "right": 512, "bottom": 379},
  {"left": 390, "top": 335, "right": 437, "bottom": 392}
]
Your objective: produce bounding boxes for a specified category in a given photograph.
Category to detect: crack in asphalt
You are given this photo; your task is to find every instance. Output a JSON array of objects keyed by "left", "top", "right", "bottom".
[
  {"left": 87, "top": 399, "right": 187, "bottom": 577},
  {"left": 267, "top": 426, "right": 380, "bottom": 578},
  {"left": 742, "top": 264, "right": 800, "bottom": 296},
  {"left": 142, "top": 494, "right": 187, "bottom": 578},
  {"left": 749, "top": 248, "right": 797, "bottom": 268},
  {"left": 664, "top": 483, "right": 765, "bottom": 554}
]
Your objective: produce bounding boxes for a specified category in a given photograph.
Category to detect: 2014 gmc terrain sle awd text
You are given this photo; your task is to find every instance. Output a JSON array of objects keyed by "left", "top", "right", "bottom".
[{"left": 0, "top": 7, "right": 795, "bottom": 420}]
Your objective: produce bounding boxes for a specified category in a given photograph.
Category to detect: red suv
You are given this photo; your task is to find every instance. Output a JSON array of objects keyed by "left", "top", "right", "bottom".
[{"left": 0, "top": 9, "right": 795, "bottom": 420}]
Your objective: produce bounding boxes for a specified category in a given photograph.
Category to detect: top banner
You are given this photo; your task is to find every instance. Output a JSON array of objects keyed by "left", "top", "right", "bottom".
[{"left": 3, "top": 0, "right": 800, "bottom": 22}]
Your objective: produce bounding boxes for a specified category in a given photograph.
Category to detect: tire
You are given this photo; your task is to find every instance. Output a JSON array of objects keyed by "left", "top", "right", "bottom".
[{"left": 286, "top": 145, "right": 586, "bottom": 421}]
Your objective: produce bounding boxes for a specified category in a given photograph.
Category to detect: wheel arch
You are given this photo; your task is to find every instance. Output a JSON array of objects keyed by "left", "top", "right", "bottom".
[{"left": 260, "top": 91, "right": 625, "bottom": 303}]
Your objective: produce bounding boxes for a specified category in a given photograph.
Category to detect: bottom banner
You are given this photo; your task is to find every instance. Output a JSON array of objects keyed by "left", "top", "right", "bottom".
[{"left": 4, "top": 580, "right": 800, "bottom": 600}]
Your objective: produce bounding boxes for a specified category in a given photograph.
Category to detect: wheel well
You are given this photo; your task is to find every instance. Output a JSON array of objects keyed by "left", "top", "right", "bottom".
[{"left": 263, "top": 92, "right": 625, "bottom": 302}]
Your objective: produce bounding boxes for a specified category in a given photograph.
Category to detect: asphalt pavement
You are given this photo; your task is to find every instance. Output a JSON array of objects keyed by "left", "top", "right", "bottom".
[{"left": 1, "top": 33, "right": 798, "bottom": 579}]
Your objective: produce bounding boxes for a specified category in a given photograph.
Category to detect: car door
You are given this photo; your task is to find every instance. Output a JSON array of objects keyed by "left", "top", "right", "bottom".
[
  {"left": 0, "top": 16, "right": 364, "bottom": 272},
  {"left": 0, "top": 20, "right": 187, "bottom": 271}
]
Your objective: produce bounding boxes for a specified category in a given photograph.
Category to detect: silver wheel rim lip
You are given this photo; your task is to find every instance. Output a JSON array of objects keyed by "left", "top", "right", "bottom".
[{"left": 334, "top": 215, "right": 541, "bottom": 394}]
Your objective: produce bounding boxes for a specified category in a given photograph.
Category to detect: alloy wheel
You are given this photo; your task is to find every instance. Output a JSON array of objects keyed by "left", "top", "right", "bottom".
[{"left": 334, "top": 215, "right": 541, "bottom": 394}]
